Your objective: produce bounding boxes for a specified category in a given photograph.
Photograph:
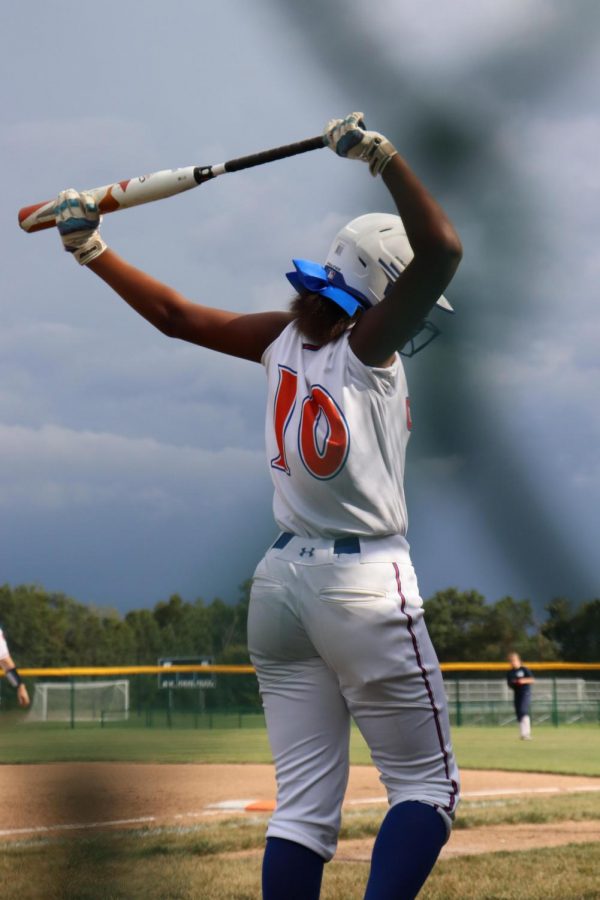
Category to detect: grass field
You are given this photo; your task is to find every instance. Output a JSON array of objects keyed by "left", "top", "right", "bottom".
[
  {"left": 2, "top": 718, "right": 599, "bottom": 898},
  {"left": 1, "top": 718, "right": 600, "bottom": 775},
  {"left": 2, "top": 842, "right": 599, "bottom": 900},
  {"left": 1, "top": 794, "right": 599, "bottom": 899}
]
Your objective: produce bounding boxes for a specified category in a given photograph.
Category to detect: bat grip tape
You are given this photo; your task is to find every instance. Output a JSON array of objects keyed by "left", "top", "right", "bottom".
[
  {"left": 192, "top": 135, "right": 326, "bottom": 184},
  {"left": 224, "top": 135, "right": 325, "bottom": 172}
]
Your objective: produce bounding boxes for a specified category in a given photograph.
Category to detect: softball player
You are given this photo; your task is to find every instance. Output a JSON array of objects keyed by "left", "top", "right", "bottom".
[
  {"left": 507, "top": 651, "right": 535, "bottom": 739},
  {"left": 54, "top": 112, "right": 462, "bottom": 900},
  {"left": 0, "top": 626, "right": 30, "bottom": 707}
]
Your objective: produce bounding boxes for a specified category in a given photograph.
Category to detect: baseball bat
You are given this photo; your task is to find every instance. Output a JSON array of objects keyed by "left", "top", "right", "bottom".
[{"left": 18, "top": 134, "right": 326, "bottom": 234}]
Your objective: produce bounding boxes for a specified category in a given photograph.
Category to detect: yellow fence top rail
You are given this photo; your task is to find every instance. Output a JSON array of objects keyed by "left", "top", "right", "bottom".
[
  {"left": 441, "top": 662, "right": 600, "bottom": 672},
  {"left": 7, "top": 665, "right": 255, "bottom": 677},
  {"left": 2, "top": 662, "right": 600, "bottom": 678}
]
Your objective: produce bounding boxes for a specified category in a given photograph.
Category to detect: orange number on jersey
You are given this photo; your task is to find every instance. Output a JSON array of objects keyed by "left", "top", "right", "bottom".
[
  {"left": 299, "top": 385, "right": 350, "bottom": 479},
  {"left": 271, "top": 366, "right": 350, "bottom": 480},
  {"left": 270, "top": 366, "right": 297, "bottom": 474}
]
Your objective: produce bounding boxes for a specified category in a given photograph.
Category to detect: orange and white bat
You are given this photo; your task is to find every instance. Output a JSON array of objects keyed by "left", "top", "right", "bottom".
[{"left": 18, "top": 135, "right": 325, "bottom": 234}]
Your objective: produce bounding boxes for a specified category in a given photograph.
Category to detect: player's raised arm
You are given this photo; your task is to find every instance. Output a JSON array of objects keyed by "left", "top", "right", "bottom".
[
  {"left": 88, "top": 249, "right": 290, "bottom": 362},
  {"left": 323, "top": 113, "right": 462, "bottom": 366},
  {"left": 53, "top": 189, "right": 290, "bottom": 363}
]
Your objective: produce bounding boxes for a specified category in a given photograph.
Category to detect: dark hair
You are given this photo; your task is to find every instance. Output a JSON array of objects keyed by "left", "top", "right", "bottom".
[{"left": 289, "top": 292, "right": 360, "bottom": 346}]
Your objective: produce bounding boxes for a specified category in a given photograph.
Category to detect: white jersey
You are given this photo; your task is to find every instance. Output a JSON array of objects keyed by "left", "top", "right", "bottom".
[
  {"left": 262, "top": 322, "right": 412, "bottom": 537},
  {"left": 0, "top": 627, "right": 9, "bottom": 660}
]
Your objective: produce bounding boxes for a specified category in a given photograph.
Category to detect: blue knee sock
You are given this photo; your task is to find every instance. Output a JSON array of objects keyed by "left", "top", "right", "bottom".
[
  {"left": 364, "top": 801, "right": 447, "bottom": 900},
  {"left": 262, "top": 837, "right": 325, "bottom": 900}
]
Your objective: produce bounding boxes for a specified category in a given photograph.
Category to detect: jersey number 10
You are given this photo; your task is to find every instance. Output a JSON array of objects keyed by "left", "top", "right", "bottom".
[{"left": 270, "top": 365, "right": 350, "bottom": 481}]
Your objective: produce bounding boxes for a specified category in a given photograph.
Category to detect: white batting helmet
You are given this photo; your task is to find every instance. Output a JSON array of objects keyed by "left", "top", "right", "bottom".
[
  {"left": 324, "top": 213, "right": 453, "bottom": 313},
  {"left": 285, "top": 213, "right": 454, "bottom": 355}
]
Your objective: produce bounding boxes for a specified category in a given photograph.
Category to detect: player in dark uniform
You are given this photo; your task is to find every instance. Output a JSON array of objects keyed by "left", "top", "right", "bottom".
[{"left": 506, "top": 652, "right": 534, "bottom": 739}]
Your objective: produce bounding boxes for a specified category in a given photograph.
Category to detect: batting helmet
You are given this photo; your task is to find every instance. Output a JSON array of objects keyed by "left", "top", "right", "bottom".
[{"left": 286, "top": 213, "right": 454, "bottom": 355}]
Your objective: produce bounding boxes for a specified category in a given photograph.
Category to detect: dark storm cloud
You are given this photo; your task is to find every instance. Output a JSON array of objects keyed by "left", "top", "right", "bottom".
[{"left": 272, "top": 0, "right": 600, "bottom": 607}]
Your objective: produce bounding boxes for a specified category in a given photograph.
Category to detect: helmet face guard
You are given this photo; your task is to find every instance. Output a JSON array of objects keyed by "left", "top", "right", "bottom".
[
  {"left": 287, "top": 213, "right": 454, "bottom": 356},
  {"left": 399, "top": 320, "right": 441, "bottom": 358}
]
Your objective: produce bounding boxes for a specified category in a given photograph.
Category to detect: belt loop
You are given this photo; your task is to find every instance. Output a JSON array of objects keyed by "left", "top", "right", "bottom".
[
  {"left": 271, "top": 532, "right": 293, "bottom": 550},
  {"left": 333, "top": 536, "right": 361, "bottom": 555}
]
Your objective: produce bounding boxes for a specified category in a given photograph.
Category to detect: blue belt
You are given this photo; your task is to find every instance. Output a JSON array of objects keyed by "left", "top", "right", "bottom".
[{"left": 272, "top": 532, "right": 361, "bottom": 555}]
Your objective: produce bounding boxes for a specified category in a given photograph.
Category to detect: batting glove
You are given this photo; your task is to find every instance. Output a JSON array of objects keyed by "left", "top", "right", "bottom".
[
  {"left": 324, "top": 112, "right": 397, "bottom": 176},
  {"left": 55, "top": 189, "right": 107, "bottom": 265}
]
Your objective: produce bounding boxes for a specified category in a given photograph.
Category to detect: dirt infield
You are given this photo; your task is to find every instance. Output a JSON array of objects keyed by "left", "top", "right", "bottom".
[{"left": 1, "top": 763, "right": 599, "bottom": 857}]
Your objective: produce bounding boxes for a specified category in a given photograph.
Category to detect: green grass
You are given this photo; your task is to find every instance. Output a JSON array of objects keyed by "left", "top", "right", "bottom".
[
  {"left": 2, "top": 717, "right": 600, "bottom": 776},
  {"left": 9, "top": 790, "right": 597, "bottom": 862},
  {"left": 362, "top": 791, "right": 600, "bottom": 833},
  {"left": 452, "top": 725, "right": 600, "bottom": 776},
  {"left": 1, "top": 787, "right": 599, "bottom": 898},
  {"left": 1, "top": 809, "right": 600, "bottom": 900},
  {"left": 2, "top": 715, "right": 599, "bottom": 899},
  {"left": 0, "top": 720, "right": 275, "bottom": 764},
  {"left": 420, "top": 843, "right": 600, "bottom": 900}
]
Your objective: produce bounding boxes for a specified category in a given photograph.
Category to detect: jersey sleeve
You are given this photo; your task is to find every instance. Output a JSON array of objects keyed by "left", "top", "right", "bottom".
[
  {"left": 0, "top": 628, "right": 9, "bottom": 660},
  {"left": 346, "top": 343, "right": 402, "bottom": 397}
]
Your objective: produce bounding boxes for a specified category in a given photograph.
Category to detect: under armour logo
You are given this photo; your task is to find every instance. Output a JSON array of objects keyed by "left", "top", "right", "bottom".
[{"left": 299, "top": 547, "right": 315, "bottom": 557}]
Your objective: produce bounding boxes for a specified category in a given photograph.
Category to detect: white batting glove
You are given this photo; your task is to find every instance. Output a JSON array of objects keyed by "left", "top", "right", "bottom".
[
  {"left": 54, "top": 189, "right": 107, "bottom": 265},
  {"left": 324, "top": 112, "right": 398, "bottom": 176}
]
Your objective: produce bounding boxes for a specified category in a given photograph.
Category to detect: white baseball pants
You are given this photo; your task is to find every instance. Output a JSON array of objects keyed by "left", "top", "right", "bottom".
[{"left": 248, "top": 534, "right": 460, "bottom": 861}]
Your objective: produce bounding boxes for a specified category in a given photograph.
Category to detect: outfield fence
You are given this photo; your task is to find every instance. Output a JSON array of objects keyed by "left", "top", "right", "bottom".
[
  {"left": 444, "top": 677, "right": 600, "bottom": 726},
  {"left": 1, "top": 663, "right": 599, "bottom": 729}
]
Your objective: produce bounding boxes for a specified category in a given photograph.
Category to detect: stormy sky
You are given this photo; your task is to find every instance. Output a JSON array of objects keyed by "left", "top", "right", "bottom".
[{"left": 1, "top": 0, "right": 598, "bottom": 614}]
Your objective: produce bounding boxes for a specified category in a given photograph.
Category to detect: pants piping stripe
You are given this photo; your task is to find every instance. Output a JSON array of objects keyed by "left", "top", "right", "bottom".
[{"left": 393, "top": 562, "right": 459, "bottom": 814}]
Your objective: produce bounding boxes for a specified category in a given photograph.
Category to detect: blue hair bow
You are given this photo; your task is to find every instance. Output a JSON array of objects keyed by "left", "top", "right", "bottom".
[{"left": 286, "top": 259, "right": 370, "bottom": 317}]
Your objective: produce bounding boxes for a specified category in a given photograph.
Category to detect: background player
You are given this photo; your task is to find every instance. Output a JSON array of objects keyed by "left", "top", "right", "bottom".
[
  {"left": 0, "top": 626, "right": 30, "bottom": 708},
  {"left": 507, "top": 651, "right": 535, "bottom": 739},
  {"left": 52, "top": 111, "right": 462, "bottom": 899}
]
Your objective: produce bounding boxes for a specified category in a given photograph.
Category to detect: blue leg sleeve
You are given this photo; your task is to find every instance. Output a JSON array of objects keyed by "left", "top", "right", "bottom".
[
  {"left": 262, "top": 837, "right": 325, "bottom": 900},
  {"left": 364, "top": 801, "right": 447, "bottom": 900}
]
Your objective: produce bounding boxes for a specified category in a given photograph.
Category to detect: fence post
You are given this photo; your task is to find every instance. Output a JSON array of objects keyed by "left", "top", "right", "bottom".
[
  {"left": 551, "top": 677, "right": 559, "bottom": 727},
  {"left": 167, "top": 687, "right": 173, "bottom": 728},
  {"left": 455, "top": 678, "right": 462, "bottom": 727},
  {"left": 70, "top": 677, "right": 75, "bottom": 730}
]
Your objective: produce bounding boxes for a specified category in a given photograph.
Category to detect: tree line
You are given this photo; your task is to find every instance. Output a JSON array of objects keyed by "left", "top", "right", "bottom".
[{"left": 1, "top": 582, "right": 599, "bottom": 669}]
